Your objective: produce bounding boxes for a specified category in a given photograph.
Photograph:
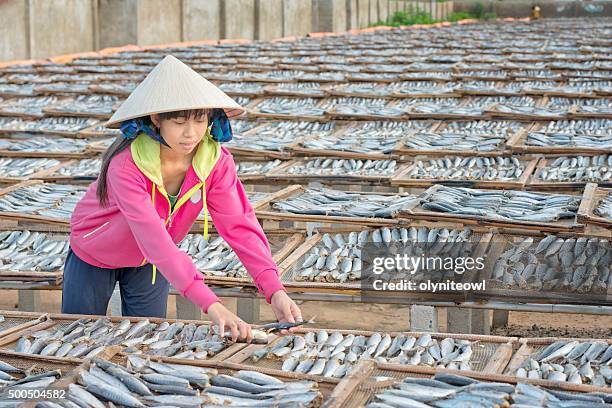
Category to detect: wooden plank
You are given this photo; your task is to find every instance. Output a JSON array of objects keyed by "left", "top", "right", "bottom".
[
  {"left": 577, "top": 183, "right": 612, "bottom": 228},
  {"left": 0, "top": 179, "right": 43, "bottom": 197},
  {"left": 324, "top": 360, "right": 376, "bottom": 408},
  {"left": 482, "top": 341, "right": 514, "bottom": 374},
  {"left": 504, "top": 341, "right": 535, "bottom": 375},
  {"left": 0, "top": 312, "right": 49, "bottom": 340}
]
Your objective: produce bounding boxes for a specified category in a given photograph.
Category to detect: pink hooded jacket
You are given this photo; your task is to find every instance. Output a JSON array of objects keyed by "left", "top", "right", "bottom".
[{"left": 69, "top": 132, "right": 285, "bottom": 313}]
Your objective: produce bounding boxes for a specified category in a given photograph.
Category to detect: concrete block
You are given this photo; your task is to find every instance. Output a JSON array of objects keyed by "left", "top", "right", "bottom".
[
  {"left": 236, "top": 298, "right": 260, "bottom": 323},
  {"left": 492, "top": 310, "right": 509, "bottom": 329},
  {"left": 410, "top": 305, "right": 438, "bottom": 332},
  {"left": 357, "top": 0, "right": 370, "bottom": 27},
  {"left": 0, "top": 0, "right": 27, "bottom": 62},
  {"left": 176, "top": 295, "right": 203, "bottom": 320},
  {"left": 18, "top": 290, "right": 40, "bottom": 313},
  {"left": 314, "top": 0, "right": 347, "bottom": 32},
  {"left": 98, "top": 0, "right": 138, "bottom": 49},
  {"left": 378, "top": 0, "right": 389, "bottom": 22},
  {"left": 136, "top": 0, "right": 181, "bottom": 46},
  {"left": 256, "top": 0, "right": 283, "bottom": 40},
  {"left": 447, "top": 307, "right": 491, "bottom": 335},
  {"left": 283, "top": 0, "right": 312, "bottom": 37},
  {"left": 29, "top": 0, "right": 96, "bottom": 59},
  {"left": 183, "top": 0, "right": 221, "bottom": 41},
  {"left": 223, "top": 0, "right": 256, "bottom": 39},
  {"left": 346, "top": 0, "right": 359, "bottom": 29}
]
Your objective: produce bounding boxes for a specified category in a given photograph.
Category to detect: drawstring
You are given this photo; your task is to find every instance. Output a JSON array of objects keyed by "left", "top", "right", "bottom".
[
  {"left": 202, "top": 184, "right": 208, "bottom": 241},
  {"left": 151, "top": 184, "right": 157, "bottom": 285},
  {"left": 147, "top": 183, "right": 206, "bottom": 285}
]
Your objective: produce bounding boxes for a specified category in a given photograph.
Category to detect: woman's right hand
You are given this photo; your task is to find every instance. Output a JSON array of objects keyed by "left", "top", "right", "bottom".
[{"left": 207, "top": 302, "right": 253, "bottom": 343}]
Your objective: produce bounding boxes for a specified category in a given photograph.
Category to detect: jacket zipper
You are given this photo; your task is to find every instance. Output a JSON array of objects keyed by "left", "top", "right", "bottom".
[
  {"left": 140, "top": 182, "right": 204, "bottom": 266},
  {"left": 163, "top": 182, "right": 204, "bottom": 228},
  {"left": 82, "top": 221, "right": 110, "bottom": 238}
]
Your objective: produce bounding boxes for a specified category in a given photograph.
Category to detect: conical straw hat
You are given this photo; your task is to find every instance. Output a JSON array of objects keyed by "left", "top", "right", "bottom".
[{"left": 106, "top": 55, "right": 245, "bottom": 128}]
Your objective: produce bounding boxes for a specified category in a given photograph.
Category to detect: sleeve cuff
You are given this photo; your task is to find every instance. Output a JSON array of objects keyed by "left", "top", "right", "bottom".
[
  {"left": 182, "top": 277, "right": 222, "bottom": 314},
  {"left": 255, "top": 268, "right": 286, "bottom": 303}
]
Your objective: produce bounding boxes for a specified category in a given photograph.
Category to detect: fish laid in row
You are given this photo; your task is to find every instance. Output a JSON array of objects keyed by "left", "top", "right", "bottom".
[
  {"left": 296, "top": 226, "right": 476, "bottom": 284},
  {"left": 15, "top": 317, "right": 267, "bottom": 360},
  {"left": 0, "top": 230, "right": 68, "bottom": 273},
  {"left": 235, "top": 159, "right": 283, "bottom": 176},
  {"left": 539, "top": 155, "right": 612, "bottom": 183},
  {"left": 0, "top": 184, "right": 86, "bottom": 220},
  {"left": 38, "top": 357, "right": 322, "bottom": 408},
  {"left": 178, "top": 234, "right": 250, "bottom": 279},
  {"left": 286, "top": 158, "right": 397, "bottom": 177},
  {"left": 407, "top": 156, "right": 524, "bottom": 181},
  {"left": 271, "top": 187, "right": 417, "bottom": 218},
  {"left": 594, "top": 193, "right": 612, "bottom": 220},
  {"left": 492, "top": 234, "right": 610, "bottom": 293},
  {"left": 251, "top": 332, "right": 477, "bottom": 378},
  {"left": 0, "top": 158, "right": 60, "bottom": 178},
  {"left": 526, "top": 132, "right": 612, "bottom": 150},
  {"left": 420, "top": 186, "right": 580, "bottom": 223},
  {"left": 515, "top": 339, "right": 612, "bottom": 388},
  {"left": 366, "top": 372, "right": 612, "bottom": 408},
  {"left": 0, "top": 136, "right": 90, "bottom": 154}
]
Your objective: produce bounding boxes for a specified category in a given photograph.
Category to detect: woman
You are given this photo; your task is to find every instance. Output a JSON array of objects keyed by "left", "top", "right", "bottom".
[{"left": 62, "top": 55, "right": 301, "bottom": 342}]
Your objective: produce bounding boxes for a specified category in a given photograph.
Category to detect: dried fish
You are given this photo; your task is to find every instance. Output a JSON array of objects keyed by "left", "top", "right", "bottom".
[
  {"left": 235, "top": 159, "right": 282, "bottom": 176},
  {"left": 64, "top": 359, "right": 323, "bottom": 407},
  {"left": 0, "top": 183, "right": 87, "bottom": 220},
  {"left": 252, "top": 97, "right": 325, "bottom": 117},
  {"left": 178, "top": 234, "right": 249, "bottom": 279},
  {"left": 52, "top": 159, "right": 101, "bottom": 177},
  {"left": 299, "top": 120, "right": 429, "bottom": 155},
  {"left": 46, "top": 95, "right": 120, "bottom": 116},
  {"left": 491, "top": 234, "right": 610, "bottom": 293},
  {"left": 0, "top": 136, "right": 90, "bottom": 154},
  {"left": 527, "top": 131, "right": 612, "bottom": 149},
  {"left": 420, "top": 186, "right": 580, "bottom": 223},
  {"left": 594, "top": 193, "right": 612, "bottom": 220},
  {"left": 515, "top": 340, "right": 612, "bottom": 387},
  {"left": 319, "top": 97, "right": 406, "bottom": 118},
  {"left": 407, "top": 156, "right": 525, "bottom": 182},
  {"left": 271, "top": 187, "right": 417, "bottom": 218},
  {"left": 253, "top": 331, "right": 478, "bottom": 377},
  {"left": 293, "top": 226, "right": 476, "bottom": 285},
  {"left": 0, "top": 158, "right": 60, "bottom": 178},
  {"left": 232, "top": 121, "right": 334, "bottom": 152},
  {"left": 366, "top": 372, "right": 611, "bottom": 407},
  {"left": 539, "top": 155, "right": 612, "bottom": 183},
  {"left": 15, "top": 317, "right": 267, "bottom": 360},
  {"left": 285, "top": 158, "right": 397, "bottom": 177},
  {"left": 0, "top": 96, "right": 58, "bottom": 117}
]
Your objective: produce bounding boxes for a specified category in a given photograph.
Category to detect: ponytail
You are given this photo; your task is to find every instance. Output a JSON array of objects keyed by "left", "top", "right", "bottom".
[{"left": 96, "top": 137, "right": 133, "bottom": 207}]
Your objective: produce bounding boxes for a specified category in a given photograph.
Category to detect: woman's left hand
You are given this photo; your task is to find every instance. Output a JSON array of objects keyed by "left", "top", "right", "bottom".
[{"left": 270, "top": 290, "right": 302, "bottom": 334}]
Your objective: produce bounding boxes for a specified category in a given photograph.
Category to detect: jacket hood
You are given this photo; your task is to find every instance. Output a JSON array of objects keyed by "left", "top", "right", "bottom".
[{"left": 130, "top": 127, "right": 221, "bottom": 192}]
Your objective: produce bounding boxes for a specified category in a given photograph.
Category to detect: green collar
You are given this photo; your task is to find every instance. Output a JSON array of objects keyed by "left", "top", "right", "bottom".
[{"left": 130, "top": 127, "right": 221, "bottom": 193}]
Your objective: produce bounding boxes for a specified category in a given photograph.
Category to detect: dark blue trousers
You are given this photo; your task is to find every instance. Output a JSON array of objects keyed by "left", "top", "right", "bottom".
[{"left": 61, "top": 247, "right": 170, "bottom": 318}]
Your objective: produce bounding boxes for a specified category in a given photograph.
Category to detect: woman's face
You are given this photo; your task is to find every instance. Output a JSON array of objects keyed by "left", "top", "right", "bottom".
[{"left": 150, "top": 112, "right": 208, "bottom": 154}]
